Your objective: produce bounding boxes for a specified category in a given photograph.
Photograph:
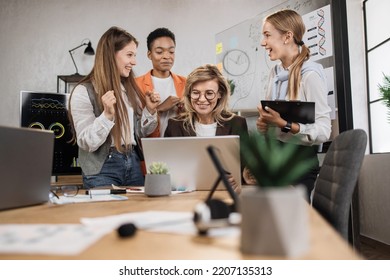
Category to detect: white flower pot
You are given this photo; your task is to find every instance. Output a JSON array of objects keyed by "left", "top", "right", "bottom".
[
  {"left": 144, "top": 174, "right": 171, "bottom": 197},
  {"left": 239, "top": 186, "right": 309, "bottom": 257}
]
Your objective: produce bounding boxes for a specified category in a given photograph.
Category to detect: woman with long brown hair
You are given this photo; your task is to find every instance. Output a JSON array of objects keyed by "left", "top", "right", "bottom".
[{"left": 69, "top": 26, "right": 160, "bottom": 188}]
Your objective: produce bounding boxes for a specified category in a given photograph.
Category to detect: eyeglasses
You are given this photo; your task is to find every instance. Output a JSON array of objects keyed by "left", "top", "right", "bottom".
[
  {"left": 190, "top": 90, "right": 217, "bottom": 101},
  {"left": 49, "top": 185, "right": 81, "bottom": 199}
]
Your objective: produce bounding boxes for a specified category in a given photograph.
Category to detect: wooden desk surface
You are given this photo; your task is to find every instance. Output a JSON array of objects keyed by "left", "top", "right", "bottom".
[{"left": 0, "top": 190, "right": 361, "bottom": 260}]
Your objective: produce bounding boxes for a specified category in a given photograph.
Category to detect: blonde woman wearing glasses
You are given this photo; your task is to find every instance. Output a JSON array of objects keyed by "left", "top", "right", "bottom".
[
  {"left": 164, "top": 64, "right": 247, "bottom": 138},
  {"left": 164, "top": 64, "right": 248, "bottom": 193}
]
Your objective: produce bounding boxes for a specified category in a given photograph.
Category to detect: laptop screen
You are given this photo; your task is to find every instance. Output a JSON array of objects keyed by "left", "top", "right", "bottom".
[
  {"left": 0, "top": 126, "right": 54, "bottom": 210},
  {"left": 141, "top": 136, "right": 241, "bottom": 191}
]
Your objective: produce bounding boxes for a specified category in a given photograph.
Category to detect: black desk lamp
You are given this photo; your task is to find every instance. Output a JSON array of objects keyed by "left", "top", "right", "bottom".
[{"left": 68, "top": 39, "right": 95, "bottom": 75}]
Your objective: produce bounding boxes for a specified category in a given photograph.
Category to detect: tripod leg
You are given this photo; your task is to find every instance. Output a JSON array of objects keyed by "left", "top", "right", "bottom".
[{"left": 206, "top": 176, "right": 221, "bottom": 202}]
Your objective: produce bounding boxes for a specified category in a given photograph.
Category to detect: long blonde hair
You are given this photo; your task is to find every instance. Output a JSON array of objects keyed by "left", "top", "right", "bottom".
[
  {"left": 179, "top": 64, "right": 234, "bottom": 133},
  {"left": 69, "top": 26, "right": 146, "bottom": 152},
  {"left": 265, "top": 9, "right": 310, "bottom": 100}
]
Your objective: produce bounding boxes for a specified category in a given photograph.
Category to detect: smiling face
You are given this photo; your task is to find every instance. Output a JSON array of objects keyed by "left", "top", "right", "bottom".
[
  {"left": 260, "top": 21, "right": 287, "bottom": 62},
  {"left": 148, "top": 36, "right": 175, "bottom": 78},
  {"left": 190, "top": 79, "right": 221, "bottom": 124},
  {"left": 115, "top": 40, "right": 137, "bottom": 78}
]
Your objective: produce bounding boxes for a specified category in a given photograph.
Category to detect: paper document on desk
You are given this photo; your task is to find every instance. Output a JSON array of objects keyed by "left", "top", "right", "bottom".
[
  {"left": 50, "top": 194, "right": 128, "bottom": 205},
  {"left": 0, "top": 224, "right": 111, "bottom": 255},
  {"left": 81, "top": 211, "right": 239, "bottom": 237}
]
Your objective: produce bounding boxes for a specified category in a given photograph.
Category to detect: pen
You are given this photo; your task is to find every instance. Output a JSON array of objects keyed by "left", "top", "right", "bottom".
[
  {"left": 85, "top": 189, "right": 127, "bottom": 195},
  {"left": 127, "top": 187, "right": 142, "bottom": 191}
]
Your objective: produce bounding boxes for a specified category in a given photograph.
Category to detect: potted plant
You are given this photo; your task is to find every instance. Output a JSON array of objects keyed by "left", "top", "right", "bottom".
[
  {"left": 239, "top": 130, "right": 317, "bottom": 257},
  {"left": 144, "top": 162, "right": 171, "bottom": 197},
  {"left": 378, "top": 73, "right": 390, "bottom": 122},
  {"left": 227, "top": 79, "right": 236, "bottom": 95}
]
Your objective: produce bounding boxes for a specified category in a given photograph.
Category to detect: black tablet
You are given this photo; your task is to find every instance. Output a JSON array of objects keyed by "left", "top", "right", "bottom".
[
  {"left": 206, "top": 145, "right": 238, "bottom": 211},
  {"left": 261, "top": 100, "right": 315, "bottom": 124}
]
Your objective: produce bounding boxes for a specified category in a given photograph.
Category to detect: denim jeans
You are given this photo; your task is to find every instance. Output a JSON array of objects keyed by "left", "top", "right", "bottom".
[{"left": 83, "top": 147, "right": 144, "bottom": 188}]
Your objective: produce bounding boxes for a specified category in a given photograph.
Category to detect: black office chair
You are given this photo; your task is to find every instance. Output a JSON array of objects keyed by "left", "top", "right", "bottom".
[{"left": 312, "top": 129, "right": 367, "bottom": 245}]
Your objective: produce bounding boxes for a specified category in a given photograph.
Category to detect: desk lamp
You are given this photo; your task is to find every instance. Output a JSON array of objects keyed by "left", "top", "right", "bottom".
[{"left": 68, "top": 39, "right": 95, "bottom": 75}]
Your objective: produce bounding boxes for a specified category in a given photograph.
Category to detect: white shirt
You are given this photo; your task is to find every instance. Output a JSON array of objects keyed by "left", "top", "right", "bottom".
[
  {"left": 265, "top": 62, "right": 332, "bottom": 145},
  {"left": 151, "top": 75, "right": 177, "bottom": 137},
  {"left": 70, "top": 84, "right": 157, "bottom": 152},
  {"left": 195, "top": 122, "right": 217, "bottom": 137}
]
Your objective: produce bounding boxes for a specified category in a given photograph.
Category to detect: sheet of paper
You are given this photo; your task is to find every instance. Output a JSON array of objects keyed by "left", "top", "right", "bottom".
[
  {"left": 81, "top": 210, "right": 239, "bottom": 237},
  {"left": 49, "top": 194, "right": 128, "bottom": 205},
  {"left": 0, "top": 224, "right": 111, "bottom": 255}
]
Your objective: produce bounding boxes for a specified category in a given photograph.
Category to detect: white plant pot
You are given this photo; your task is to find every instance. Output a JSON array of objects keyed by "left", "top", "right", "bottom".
[
  {"left": 239, "top": 186, "right": 309, "bottom": 257},
  {"left": 144, "top": 174, "right": 171, "bottom": 197}
]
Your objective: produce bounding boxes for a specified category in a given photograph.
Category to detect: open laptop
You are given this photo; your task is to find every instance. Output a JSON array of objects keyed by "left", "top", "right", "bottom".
[
  {"left": 141, "top": 136, "right": 241, "bottom": 191},
  {"left": 0, "top": 126, "right": 54, "bottom": 211}
]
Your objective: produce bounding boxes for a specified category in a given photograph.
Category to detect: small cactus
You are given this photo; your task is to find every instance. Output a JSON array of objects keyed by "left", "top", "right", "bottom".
[{"left": 148, "top": 162, "right": 169, "bottom": 174}]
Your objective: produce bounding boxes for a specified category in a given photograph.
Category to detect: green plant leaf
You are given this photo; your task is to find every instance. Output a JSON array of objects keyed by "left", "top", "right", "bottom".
[
  {"left": 227, "top": 79, "right": 236, "bottom": 95},
  {"left": 378, "top": 73, "right": 390, "bottom": 122},
  {"left": 240, "top": 130, "right": 317, "bottom": 187},
  {"left": 148, "top": 162, "right": 169, "bottom": 174}
]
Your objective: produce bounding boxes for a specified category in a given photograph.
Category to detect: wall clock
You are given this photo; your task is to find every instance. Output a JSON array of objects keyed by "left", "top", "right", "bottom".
[{"left": 223, "top": 49, "right": 250, "bottom": 76}]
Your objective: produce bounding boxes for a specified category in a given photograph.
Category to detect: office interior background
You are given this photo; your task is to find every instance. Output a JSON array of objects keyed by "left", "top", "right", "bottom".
[{"left": 0, "top": 0, "right": 388, "bottom": 247}]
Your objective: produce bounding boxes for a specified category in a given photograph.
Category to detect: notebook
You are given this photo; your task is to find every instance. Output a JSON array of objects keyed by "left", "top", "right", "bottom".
[
  {"left": 141, "top": 136, "right": 241, "bottom": 191},
  {"left": 261, "top": 100, "right": 315, "bottom": 124},
  {"left": 0, "top": 126, "right": 54, "bottom": 211}
]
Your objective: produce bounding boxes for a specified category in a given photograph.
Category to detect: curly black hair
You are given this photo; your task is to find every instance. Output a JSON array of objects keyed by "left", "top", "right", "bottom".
[{"left": 146, "top": 27, "right": 175, "bottom": 50}]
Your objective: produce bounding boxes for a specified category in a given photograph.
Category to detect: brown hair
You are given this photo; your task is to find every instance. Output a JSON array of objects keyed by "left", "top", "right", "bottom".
[
  {"left": 69, "top": 26, "right": 146, "bottom": 152},
  {"left": 265, "top": 9, "right": 310, "bottom": 99}
]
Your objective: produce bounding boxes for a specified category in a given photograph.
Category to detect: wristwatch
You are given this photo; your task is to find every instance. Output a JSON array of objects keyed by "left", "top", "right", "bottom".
[{"left": 281, "top": 121, "right": 292, "bottom": 133}]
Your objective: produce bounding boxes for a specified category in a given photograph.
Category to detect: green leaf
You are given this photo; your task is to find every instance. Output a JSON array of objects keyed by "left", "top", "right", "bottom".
[
  {"left": 378, "top": 73, "right": 390, "bottom": 122},
  {"left": 240, "top": 130, "right": 317, "bottom": 187},
  {"left": 148, "top": 162, "right": 169, "bottom": 174}
]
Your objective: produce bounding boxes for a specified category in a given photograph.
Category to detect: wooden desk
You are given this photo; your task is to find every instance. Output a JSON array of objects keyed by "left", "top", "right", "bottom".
[{"left": 0, "top": 190, "right": 361, "bottom": 260}]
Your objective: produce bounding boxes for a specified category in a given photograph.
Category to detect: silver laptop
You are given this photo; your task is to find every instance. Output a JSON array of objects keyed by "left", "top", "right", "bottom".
[
  {"left": 141, "top": 136, "right": 241, "bottom": 191},
  {"left": 0, "top": 126, "right": 54, "bottom": 211}
]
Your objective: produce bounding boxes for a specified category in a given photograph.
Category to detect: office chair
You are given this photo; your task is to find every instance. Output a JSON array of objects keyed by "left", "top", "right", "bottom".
[{"left": 312, "top": 129, "right": 367, "bottom": 246}]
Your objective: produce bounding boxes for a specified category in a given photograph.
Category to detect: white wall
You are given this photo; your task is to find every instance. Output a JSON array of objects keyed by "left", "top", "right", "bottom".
[
  {"left": 0, "top": 0, "right": 283, "bottom": 127},
  {"left": 358, "top": 153, "right": 390, "bottom": 245},
  {"left": 346, "top": 0, "right": 370, "bottom": 145}
]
